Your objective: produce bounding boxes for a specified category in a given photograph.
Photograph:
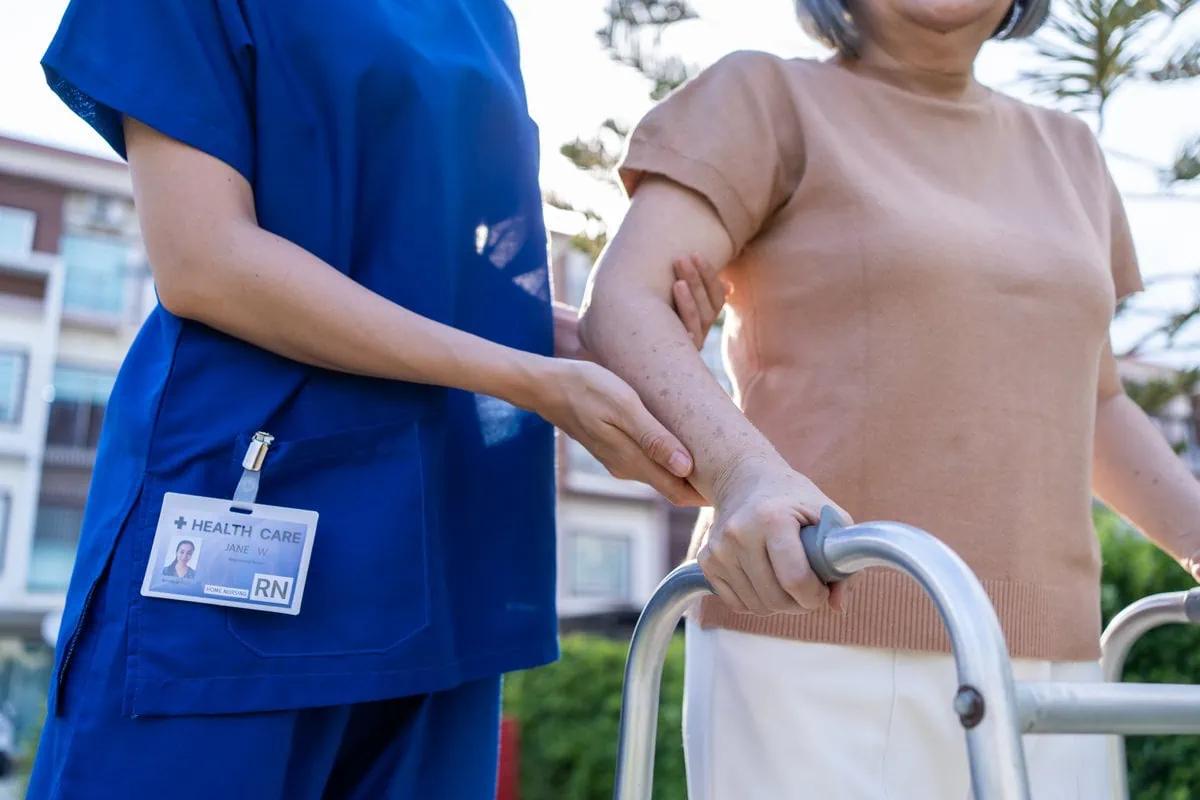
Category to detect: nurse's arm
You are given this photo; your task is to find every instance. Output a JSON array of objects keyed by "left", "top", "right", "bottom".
[
  {"left": 1093, "top": 341, "right": 1200, "bottom": 579},
  {"left": 124, "top": 117, "right": 706, "bottom": 506}
]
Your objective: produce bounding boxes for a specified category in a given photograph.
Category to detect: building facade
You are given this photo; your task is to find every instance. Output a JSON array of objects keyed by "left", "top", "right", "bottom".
[{"left": 0, "top": 135, "right": 152, "bottom": 744}]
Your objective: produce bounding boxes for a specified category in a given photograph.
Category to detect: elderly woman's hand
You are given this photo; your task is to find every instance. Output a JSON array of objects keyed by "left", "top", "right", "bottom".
[{"left": 698, "top": 457, "right": 856, "bottom": 614}]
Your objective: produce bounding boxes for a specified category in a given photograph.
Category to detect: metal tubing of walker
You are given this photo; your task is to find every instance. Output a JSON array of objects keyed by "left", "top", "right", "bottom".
[
  {"left": 612, "top": 519, "right": 1031, "bottom": 800},
  {"left": 1100, "top": 588, "right": 1200, "bottom": 800},
  {"left": 1017, "top": 681, "right": 1200, "bottom": 735}
]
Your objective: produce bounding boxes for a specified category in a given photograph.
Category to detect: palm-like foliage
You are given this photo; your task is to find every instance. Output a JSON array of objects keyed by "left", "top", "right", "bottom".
[
  {"left": 1022, "top": 0, "right": 1159, "bottom": 125},
  {"left": 551, "top": 2, "right": 699, "bottom": 253},
  {"left": 1027, "top": 0, "right": 1198, "bottom": 380},
  {"left": 1027, "top": 0, "right": 1197, "bottom": 167},
  {"left": 558, "top": 118, "right": 630, "bottom": 192},
  {"left": 1170, "top": 134, "right": 1200, "bottom": 182},
  {"left": 596, "top": 1, "right": 698, "bottom": 99}
]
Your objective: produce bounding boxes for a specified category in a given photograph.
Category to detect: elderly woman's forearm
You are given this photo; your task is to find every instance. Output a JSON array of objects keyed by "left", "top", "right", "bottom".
[
  {"left": 1093, "top": 393, "right": 1200, "bottom": 562},
  {"left": 581, "top": 291, "right": 787, "bottom": 500}
]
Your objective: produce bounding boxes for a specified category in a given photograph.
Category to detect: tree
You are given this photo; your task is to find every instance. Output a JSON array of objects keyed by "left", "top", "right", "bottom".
[
  {"left": 1025, "top": 0, "right": 1199, "bottom": 355},
  {"left": 1025, "top": 0, "right": 1199, "bottom": 435},
  {"left": 549, "top": 1, "right": 700, "bottom": 256}
]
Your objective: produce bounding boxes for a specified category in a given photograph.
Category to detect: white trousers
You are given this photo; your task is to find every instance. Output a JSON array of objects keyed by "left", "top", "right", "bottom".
[{"left": 683, "top": 622, "right": 1111, "bottom": 800}]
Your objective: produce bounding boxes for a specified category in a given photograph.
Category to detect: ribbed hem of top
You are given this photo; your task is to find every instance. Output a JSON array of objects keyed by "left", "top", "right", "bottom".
[{"left": 696, "top": 568, "right": 1102, "bottom": 662}]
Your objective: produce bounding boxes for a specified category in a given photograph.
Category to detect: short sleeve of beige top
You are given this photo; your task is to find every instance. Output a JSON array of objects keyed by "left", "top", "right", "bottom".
[{"left": 619, "top": 51, "right": 1143, "bottom": 662}]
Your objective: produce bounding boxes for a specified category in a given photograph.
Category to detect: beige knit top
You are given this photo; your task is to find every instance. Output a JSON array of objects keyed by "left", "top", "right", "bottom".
[{"left": 618, "top": 52, "right": 1142, "bottom": 661}]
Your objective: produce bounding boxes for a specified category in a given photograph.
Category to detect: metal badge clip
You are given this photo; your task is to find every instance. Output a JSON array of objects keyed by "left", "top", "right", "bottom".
[{"left": 233, "top": 431, "right": 274, "bottom": 506}]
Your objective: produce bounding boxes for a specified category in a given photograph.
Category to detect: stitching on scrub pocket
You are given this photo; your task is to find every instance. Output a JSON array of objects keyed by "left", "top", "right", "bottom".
[{"left": 223, "top": 419, "right": 430, "bottom": 658}]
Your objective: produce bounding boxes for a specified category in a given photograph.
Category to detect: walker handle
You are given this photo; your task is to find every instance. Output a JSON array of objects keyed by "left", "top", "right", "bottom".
[{"left": 799, "top": 505, "right": 852, "bottom": 583}]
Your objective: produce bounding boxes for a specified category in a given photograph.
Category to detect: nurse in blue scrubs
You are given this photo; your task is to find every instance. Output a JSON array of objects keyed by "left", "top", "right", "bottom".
[{"left": 29, "top": 2, "right": 726, "bottom": 798}]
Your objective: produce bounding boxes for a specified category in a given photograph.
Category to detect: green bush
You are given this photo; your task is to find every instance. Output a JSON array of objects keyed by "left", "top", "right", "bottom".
[
  {"left": 1096, "top": 507, "right": 1200, "bottom": 800},
  {"left": 503, "top": 634, "right": 686, "bottom": 800},
  {"left": 505, "top": 510, "right": 1200, "bottom": 799}
]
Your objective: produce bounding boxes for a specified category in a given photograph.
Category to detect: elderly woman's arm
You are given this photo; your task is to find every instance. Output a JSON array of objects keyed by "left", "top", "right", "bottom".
[
  {"left": 580, "top": 177, "right": 848, "bottom": 614},
  {"left": 1093, "top": 344, "right": 1200, "bottom": 578},
  {"left": 552, "top": 254, "right": 724, "bottom": 360}
]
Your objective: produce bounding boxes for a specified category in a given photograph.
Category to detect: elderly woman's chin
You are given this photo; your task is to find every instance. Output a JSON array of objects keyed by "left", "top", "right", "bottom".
[{"left": 881, "top": 0, "right": 1012, "bottom": 35}]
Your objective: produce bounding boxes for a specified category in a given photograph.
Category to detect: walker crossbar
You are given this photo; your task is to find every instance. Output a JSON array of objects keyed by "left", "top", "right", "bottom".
[
  {"left": 613, "top": 514, "right": 1200, "bottom": 800},
  {"left": 1101, "top": 587, "right": 1200, "bottom": 800},
  {"left": 1018, "top": 681, "right": 1200, "bottom": 735}
]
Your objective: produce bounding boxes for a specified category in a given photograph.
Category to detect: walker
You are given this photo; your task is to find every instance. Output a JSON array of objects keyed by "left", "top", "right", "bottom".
[{"left": 613, "top": 507, "right": 1200, "bottom": 799}]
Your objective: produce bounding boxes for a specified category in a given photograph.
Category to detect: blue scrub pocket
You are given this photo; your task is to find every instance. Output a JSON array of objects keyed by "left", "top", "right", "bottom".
[
  {"left": 130, "top": 419, "right": 430, "bottom": 683},
  {"left": 222, "top": 420, "right": 430, "bottom": 657}
]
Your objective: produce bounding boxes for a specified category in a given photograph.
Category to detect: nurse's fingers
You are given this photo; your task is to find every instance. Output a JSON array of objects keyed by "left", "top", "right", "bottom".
[
  {"left": 616, "top": 398, "right": 694, "bottom": 480},
  {"left": 673, "top": 257, "right": 716, "bottom": 341},
  {"left": 607, "top": 437, "right": 706, "bottom": 506},
  {"left": 672, "top": 280, "right": 704, "bottom": 348},
  {"left": 690, "top": 253, "right": 728, "bottom": 318}
]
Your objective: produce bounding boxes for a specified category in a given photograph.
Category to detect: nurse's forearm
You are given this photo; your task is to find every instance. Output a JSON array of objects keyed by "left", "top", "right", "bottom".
[
  {"left": 125, "top": 117, "right": 556, "bottom": 411},
  {"left": 165, "top": 219, "right": 555, "bottom": 408},
  {"left": 579, "top": 181, "right": 790, "bottom": 501}
]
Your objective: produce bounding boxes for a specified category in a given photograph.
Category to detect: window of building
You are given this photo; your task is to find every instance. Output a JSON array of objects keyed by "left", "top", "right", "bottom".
[
  {"left": 569, "top": 531, "right": 632, "bottom": 600},
  {"left": 565, "top": 436, "right": 610, "bottom": 478},
  {"left": 562, "top": 250, "right": 591, "bottom": 309},
  {"left": 0, "top": 490, "right": 9, "bottom": 575},
  {"left": 0, "top": 206, "right": 36, "bottom": 262},
  {"left": 60, "top": 234, "right": 132, "bottom": 317},
  {"left": 700, "top": 325, "right": 732, "bottom": 395},
  {"left": 46, "top": 365, "right": 115, "bottom": 449},
  {"left": 0, "top": 350, "right": 27, "bottom": 425},
  {"left": 28, "top": 501, "right": 85, "bottom": 593}
]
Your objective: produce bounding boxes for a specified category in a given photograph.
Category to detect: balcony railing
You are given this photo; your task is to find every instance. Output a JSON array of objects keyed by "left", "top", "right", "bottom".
[{"left": 41, "top": 445, "right": 97, "bottom": 469}]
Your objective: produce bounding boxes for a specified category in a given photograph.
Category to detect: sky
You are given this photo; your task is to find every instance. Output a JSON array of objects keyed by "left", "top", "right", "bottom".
[{"left": 0, "top": 0, "right": 1197, "bottom": 360}]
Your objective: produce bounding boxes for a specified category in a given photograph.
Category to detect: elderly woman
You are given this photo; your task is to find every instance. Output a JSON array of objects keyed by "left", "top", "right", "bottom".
[{"left": 579, "top": 0, "right": 1200, "bottom": 797}]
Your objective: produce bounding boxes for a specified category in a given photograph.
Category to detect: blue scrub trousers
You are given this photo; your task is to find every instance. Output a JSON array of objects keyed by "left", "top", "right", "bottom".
[{"left": 28, "top": 545, "right": 502, "bottom": 800}]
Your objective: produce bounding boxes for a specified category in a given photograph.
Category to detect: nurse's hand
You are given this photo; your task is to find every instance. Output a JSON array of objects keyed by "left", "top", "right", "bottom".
[
  {"left": 670, "top": 253, "right": 728, "bottom": 349},
  {"left": 554, "top": 254, "right": 726, "bottom": 360},
  {"left": 534, "top": 360, "right": 706, "bottom": 506}
]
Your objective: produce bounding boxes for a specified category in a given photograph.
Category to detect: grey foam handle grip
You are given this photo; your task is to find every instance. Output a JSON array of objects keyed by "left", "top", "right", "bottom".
[
  {"left": 1185, "top": 588, "right": 1200, "bottom": 624},
  {"left": 799, "top": 505, "right": 851, "bottom": 584}
]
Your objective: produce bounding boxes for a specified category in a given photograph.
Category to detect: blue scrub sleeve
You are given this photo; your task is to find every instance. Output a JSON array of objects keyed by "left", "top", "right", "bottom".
[{"left": 42, "top": 0, "right": 255, "bottom": 182}]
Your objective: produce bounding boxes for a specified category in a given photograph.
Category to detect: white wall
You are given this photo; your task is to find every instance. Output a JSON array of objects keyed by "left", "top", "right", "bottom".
[
  {"left": 556, "top": 492, "right": 668, "bottom": 618},
  {"left": 0, "top": 251, "right": 62, "bottom": 604}
]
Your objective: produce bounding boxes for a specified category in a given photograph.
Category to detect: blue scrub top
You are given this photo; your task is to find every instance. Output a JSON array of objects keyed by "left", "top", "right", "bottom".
[{"left": 42, "top": 0, "right": 558, "bottom": 717}]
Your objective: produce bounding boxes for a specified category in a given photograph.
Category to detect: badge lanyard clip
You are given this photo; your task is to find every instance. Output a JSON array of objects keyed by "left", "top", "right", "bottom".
[{"left": 233, "top": 431, "right": 274, "bottom": 506}]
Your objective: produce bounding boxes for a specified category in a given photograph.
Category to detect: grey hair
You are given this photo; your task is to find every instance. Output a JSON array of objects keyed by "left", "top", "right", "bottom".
[{"left": 794, "top": 0, "right": 1049, "bottom": 55}]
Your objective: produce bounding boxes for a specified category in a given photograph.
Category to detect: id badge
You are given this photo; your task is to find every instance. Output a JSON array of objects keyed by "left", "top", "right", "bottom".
[{"left": 139, "top": 432, "right": 318, "bottom": 615}]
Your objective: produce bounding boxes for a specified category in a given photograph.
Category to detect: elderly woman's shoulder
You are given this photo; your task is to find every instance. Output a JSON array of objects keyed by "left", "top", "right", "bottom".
[
  {"left": 695, "top": 50, "right": 824, "bottom": 88},
  {"left": 988, "top": 94, "right": 1108, "bottom": 179},
  {"left": 998, "top": 94, "right": 1103, "bottom": 153}
]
